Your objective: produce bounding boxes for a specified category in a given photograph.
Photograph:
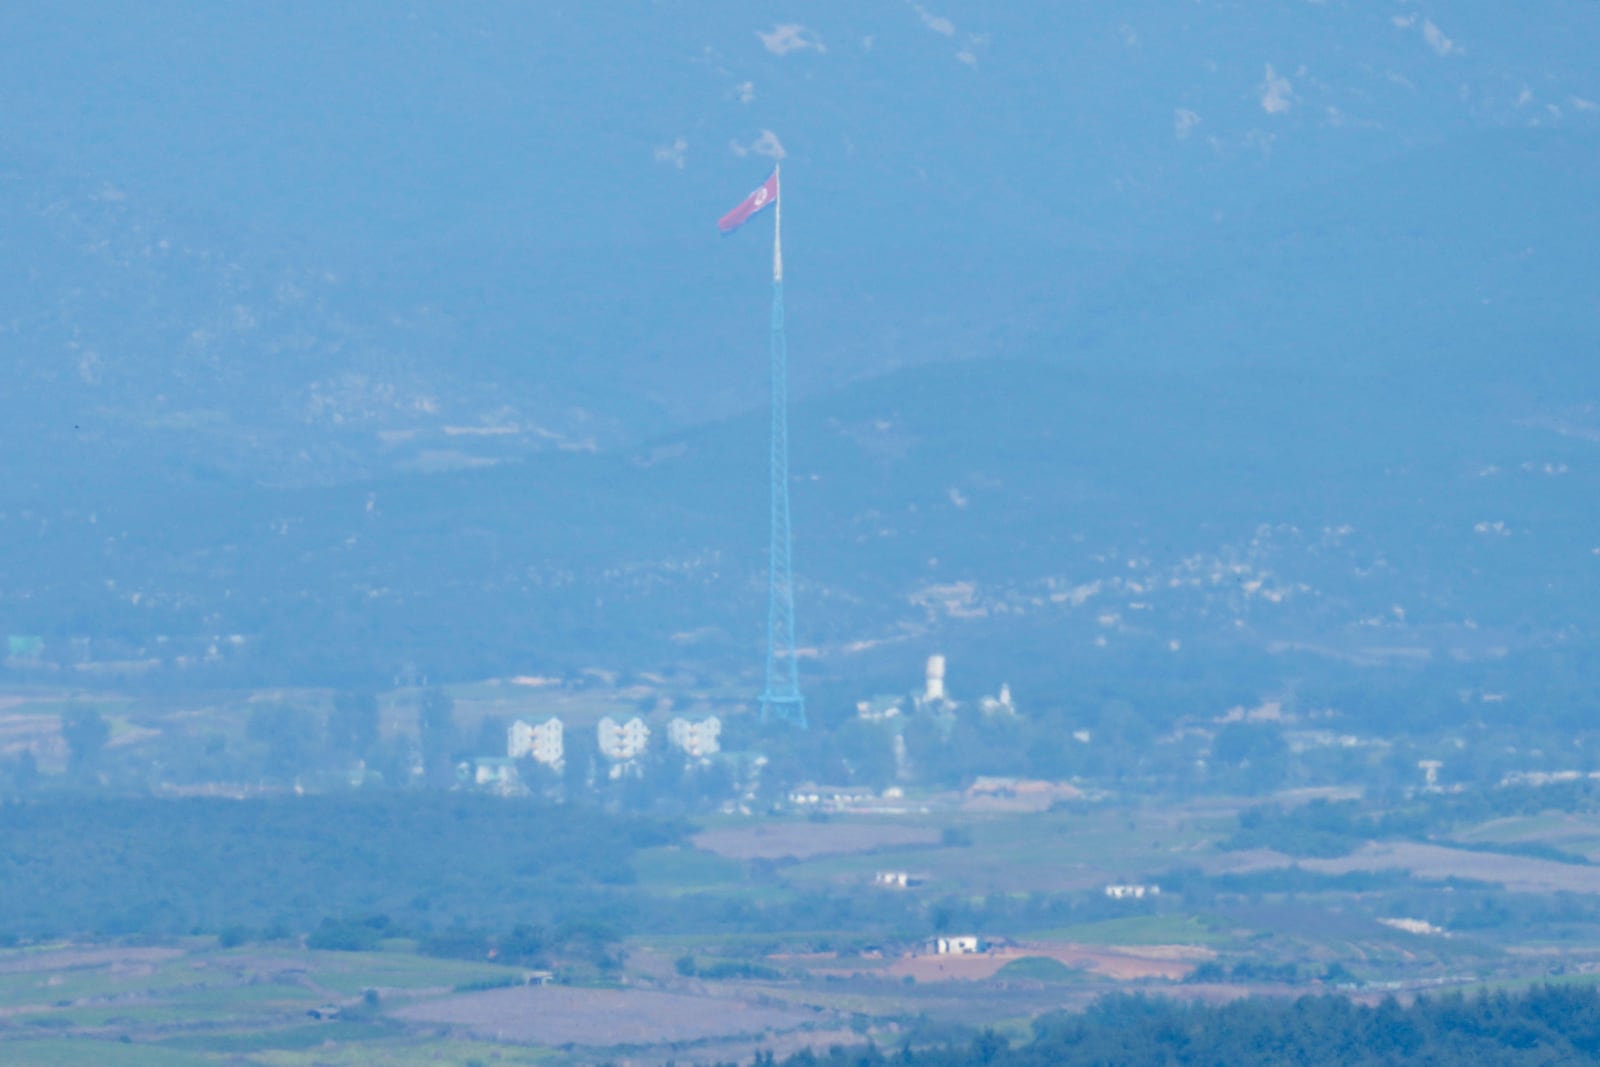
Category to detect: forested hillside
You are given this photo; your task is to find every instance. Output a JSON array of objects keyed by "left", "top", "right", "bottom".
[{"left": 754, "top": 986, "right": 1600, "bottom": 1067}]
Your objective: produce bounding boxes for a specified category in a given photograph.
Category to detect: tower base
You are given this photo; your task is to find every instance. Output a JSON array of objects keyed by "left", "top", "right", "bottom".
[{"left": 760, "top": 692, "right": 807, "bottom": 729}]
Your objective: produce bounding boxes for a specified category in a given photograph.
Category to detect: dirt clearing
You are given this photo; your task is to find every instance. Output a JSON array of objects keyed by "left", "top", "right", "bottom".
[{"left": 393, "top": 984, "right": 824, "bottom": 1046}]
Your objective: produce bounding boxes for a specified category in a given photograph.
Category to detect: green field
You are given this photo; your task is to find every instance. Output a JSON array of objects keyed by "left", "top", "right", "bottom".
[
  {"left": 0, "top": 1040, "right": 219, "bottom": 1067},
  {"left": 777, "top": 806, "right": 1220, "bottom": 895},
  {"left": 632, "top": 845, "right": 748, "bottom": 892},
  {"left": 1031, "top": 915, "right": 1227, "bottom": 946},
  {"left": 0, "top": 942, "right": 542, "bottom": 1065},
  {"left": 995, "top": 957, "right": 1088, "bottom": 983}
]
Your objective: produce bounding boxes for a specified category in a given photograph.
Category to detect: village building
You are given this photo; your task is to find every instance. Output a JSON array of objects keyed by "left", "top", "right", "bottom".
[
  {"left": 927, "top": 935, "right": 985, "bottom": 955},
  {"left": 1104, "top": 884, "right": 1161, "bottom": 900},
  {"left": 507, "top": 717, "right": 564, "bottom": 769},
  {"left": 788, "top": 783, "right": 880, "bottom": 810},
  {"left": 873, "top": 871, "right": 926, "bottom": 889},
  {"left": 597, "top": 716, "right": 650, "bottom": 761},
  {"left": 597, "top": 716, "right": 650, "bottom": 778},
  {"left": 666, "top": 716, "right": 722, "bottom": 759},
  {"left": 856, "top": 695, "right": 905, "bottom": 722},
  {"left": 979, "top": 683, "right": 1017, "bottom": 717},
  {"left": 461, "top": 757, "right": 523, "bottom": 795}
]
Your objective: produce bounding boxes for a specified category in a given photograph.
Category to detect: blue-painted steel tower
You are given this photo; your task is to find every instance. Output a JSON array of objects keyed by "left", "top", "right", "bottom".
[{"left": 759, "top": 168, "right": 806, "bottom": 727}]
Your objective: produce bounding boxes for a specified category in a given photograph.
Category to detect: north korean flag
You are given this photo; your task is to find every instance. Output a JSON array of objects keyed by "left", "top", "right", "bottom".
[{"left": 718, "top": 169, "right": 779, "bottom": 235}]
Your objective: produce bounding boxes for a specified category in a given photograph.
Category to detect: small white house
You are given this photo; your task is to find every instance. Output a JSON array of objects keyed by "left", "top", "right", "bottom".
[
  {"left": 856, "top": 696, "right": 905, "bottom": 722},
  {"left": 928, "top": 935, "right": 984, "bottom": 955},
  {"left": 1104, "top": 884, "right": 1161, "bottom": 900},
  {"left": 979, "top": 683, "right": 1017, "bottom": 717},
  {"left": 874, "top": 871, "right": 925, "bottom": 889},
  {"left": 458, "top": 757, "right": 525, "bottom": 796}
]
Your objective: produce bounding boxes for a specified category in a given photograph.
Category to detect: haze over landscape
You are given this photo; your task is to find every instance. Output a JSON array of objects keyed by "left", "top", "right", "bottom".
[{"left": 4, "top": 4, "right": 1600, "bottom": 1065}]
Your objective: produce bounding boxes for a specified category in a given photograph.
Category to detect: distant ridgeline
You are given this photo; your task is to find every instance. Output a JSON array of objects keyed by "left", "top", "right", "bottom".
[{"left": 738, "top": 985, "right": 1600, "bottom": 1067}]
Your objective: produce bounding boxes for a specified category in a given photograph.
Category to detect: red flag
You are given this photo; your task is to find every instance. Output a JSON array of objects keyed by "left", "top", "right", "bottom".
[{"left": 718, "top": 169, "right": 779, "bottom": 235}]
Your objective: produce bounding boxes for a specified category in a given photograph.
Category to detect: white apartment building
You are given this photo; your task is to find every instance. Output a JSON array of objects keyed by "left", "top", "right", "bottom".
[
  {"left": 666, "top": 716, "right": 722, "bottom": 759},
  {"left": 507, "top": 717, "right": 564, "bottom": 768},
  {"left": 597, "top": 716, "right": 650, "bottom": 761}
]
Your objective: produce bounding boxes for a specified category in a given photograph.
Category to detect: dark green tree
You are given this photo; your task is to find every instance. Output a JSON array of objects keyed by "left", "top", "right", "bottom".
[
  {"left": 419, "top": 688, "right": 458, "bottom": 788},
  {"left": 329, "top": 690, "right": 380, "bottom": 758},
  {"left": 1213, "top": 722, "right": 1292, "bottom": 794},
  {"left": 474, "top": 715, "right": 509, "bottom": 758},
  {"left": 8, "top": 750, "right": 39, "bottom": 794},
  {"left": 62, "top": 707, "right": 111, "bottom": 777},
  {"left": 247, "top": 704, "right": 318, "bottom": 781}
]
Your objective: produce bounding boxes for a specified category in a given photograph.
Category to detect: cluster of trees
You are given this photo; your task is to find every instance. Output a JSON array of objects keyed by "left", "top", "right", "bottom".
[
  {"left": 0, "top": 794, "right": 681, "bottom": 942},
  {"left": 1224, "top": 783, "right": 1600, "bottom": 860},
  {"left": 0, "top": 790, "right": 1212, "bottom": 952},
  {"left": 743, "top": 986, "right": 1600, "bottom": 1067},
  {"left": 297, "top": 916, "right": 623, "bottom": 975},
  {"left": 1185, "top": 958, "right": 1316, "bottom": 985},
  {"left": 0, "top": 688, "right": 520, "bottom": 797},
  {"left": 742, "top": 682, "right": 1336, "bottom": 798},
  {"left": 0, "top": 706, "right": 115, "bottom": 791},
  {"left": 236, "top": 687, "right": 460, "bottom": 789}
]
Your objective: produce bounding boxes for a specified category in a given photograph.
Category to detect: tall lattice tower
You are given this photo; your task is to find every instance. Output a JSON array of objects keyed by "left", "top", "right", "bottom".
[
  {"left": 760, "top": 169, "right": 806, "bottom": 727},
  {"left": 718, "top": 166, "right": 805, "bottom": 728}
]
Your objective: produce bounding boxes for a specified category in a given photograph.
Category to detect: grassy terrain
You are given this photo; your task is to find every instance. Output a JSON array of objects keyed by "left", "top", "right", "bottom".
[
  {"left": 296, "top": 948, "right": 517, "bottom": 996},
  {"left": 776, "top": 806, "right": 1219, "bottom": 894},
  {"left": 1450, "top": 814, "right": 1600, "bottom": 860},
  {"left": 245, "top": 1037, "right": 560, "bottom": 1067},
  {"left": 632, "top": 845, "right": 748, "bottom": 893},
  {"left": 0, "top": 942, "right": 538, "bottom": 1065},
  {"left": 1029, "top": 914, "right": 1227, "bottom": 947},
  {"left": 15, "top": 769, "right": 1600, "bottom": 1061},
  {"left": 995, "top": 957, "right": 1088, "bottom": 983},
  {"left": 0, "top": 1040, "right": 220, "bottom": 1067}
]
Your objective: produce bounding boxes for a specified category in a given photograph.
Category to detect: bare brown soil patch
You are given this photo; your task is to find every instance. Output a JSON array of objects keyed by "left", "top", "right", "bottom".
[
  {"left": 650, "top": 1027, "right": 870, "bottom": 1066},
  {"left": 393, "top": 984, "right": 822, "bottom": 1046},
  {"left": 694, "top": 822, "right": 939, "bottom": 861},
  {"left": 875, "top": 953, "right": 1012, "bottom": 983},
  {"left": 1016, "top": 942, "right": 1206, "bottom": 981}
]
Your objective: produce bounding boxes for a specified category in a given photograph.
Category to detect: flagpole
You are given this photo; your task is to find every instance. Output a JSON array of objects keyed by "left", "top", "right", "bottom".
[
  {"left": 773, "top": 164, "right": 783, "bottom": 283},
  {"left": 760, "top": 162, "right": 805, "bottom": 728}
]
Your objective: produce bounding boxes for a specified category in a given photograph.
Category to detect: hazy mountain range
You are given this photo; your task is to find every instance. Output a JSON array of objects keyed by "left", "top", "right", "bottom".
[{"left": 2, "top": 3, "right": 1597, "bottom": 710}]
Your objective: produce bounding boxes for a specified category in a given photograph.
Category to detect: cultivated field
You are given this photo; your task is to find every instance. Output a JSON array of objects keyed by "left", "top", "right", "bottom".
[
  {"left": 393, "top": 984, "right": 820, "bottom": 1045},
  {"left": 693, "top": 820, "right": 942, "bottom": 860}
]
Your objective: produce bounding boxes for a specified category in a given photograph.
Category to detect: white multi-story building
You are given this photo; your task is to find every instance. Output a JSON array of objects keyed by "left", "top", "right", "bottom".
[
  {"left": 507, "top": 717, "right": 564, "bottom": 768},
  {"left": 597, "top": 716, "right": 650, "bottom": 761},
  {"left": 924, "top": 654, "right": 947, "bottom": 703},
  {"left": 667, "top": 716, "right": 721, "bottom": 759}
]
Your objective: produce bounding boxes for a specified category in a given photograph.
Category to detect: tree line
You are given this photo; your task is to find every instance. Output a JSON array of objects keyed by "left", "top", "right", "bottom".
[{"left": 736, "top": 985, "right": 1600, "bottom": 1067}]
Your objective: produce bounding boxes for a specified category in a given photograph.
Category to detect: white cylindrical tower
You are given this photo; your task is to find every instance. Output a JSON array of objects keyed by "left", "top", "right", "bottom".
[{"left": 925, "top": 654, "right": 946, "bottom": 702}]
